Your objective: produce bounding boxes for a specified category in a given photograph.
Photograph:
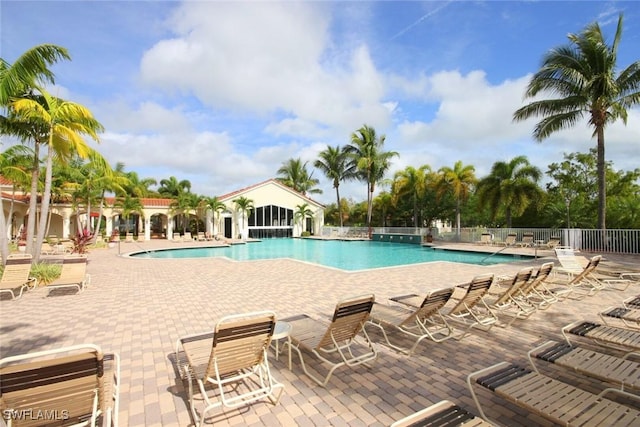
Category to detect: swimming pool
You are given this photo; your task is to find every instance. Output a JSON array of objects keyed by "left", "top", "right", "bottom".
[{"left": 128, "top": 239, "right": 529, "bottom": 271}]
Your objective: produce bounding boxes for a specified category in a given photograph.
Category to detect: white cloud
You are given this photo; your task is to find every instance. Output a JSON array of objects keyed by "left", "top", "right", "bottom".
[{"left": 139, "top": 2, "right": 392, "bottom": 141}]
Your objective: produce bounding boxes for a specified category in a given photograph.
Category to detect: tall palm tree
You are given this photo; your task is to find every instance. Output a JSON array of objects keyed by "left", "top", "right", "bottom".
[
  {"left": 294, "top": 203, "right": 314, "bottom": 235},
  {"left": 436, "top": 161, "right": 477, "bottom": 239},
  {"left": 10, "top": 89, "right": 103, "bottom": 261},
  {"left": 276, "top": 158, "right": 322, "bottom": 196},
  {"left": 0, "top": 44, "right": 70, "bottom": 105},
  {"left": 476, "top": 156, "right": 542, "bottom": 227},
  {"left": 392, "top": 165, "right": 431, "bottom": 228},
  {"left": 513, "top": 14, "right": 640, "bottom": 230},
  {"left": 347, "top": 125, "right": 398, "bottom": 237},
  {"left": 232, "top": 196, "right": 254, "bottom": 239},
  {"left": 0, "top": 44, "right": 70, "bottom": 263},
  {"left": 314, "top": 145, "right": 356, "bottom": 227}
]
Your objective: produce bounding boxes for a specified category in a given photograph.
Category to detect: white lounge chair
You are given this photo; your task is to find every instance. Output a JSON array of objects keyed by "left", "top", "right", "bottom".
[
  {"left": 175, "top": 311, "right": 284, "bottom": 426},
  {"left": 284, "top": 294, "right": 377, "bottom": 386}
]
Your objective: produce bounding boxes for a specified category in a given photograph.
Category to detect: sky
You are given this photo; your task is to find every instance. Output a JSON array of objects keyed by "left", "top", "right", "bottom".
[{"left": 2, "top": 0, "right": 639, "bottom": 206}]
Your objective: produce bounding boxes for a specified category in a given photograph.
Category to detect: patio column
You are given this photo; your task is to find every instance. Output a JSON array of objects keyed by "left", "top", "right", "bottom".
[
  {"left": 167, "top": 216, "right": 173, "bottom": 240},
  {"left": 62, "top": 213, "right": 70, "bottom": 239},
  {"left": 144, "top": 216, "right": 151, "bottom": 241}
]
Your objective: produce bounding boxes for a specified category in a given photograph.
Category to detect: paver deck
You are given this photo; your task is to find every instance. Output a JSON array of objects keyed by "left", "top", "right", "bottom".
[{"left": 1, "top": 239, "right": 638, "bottom": 426}]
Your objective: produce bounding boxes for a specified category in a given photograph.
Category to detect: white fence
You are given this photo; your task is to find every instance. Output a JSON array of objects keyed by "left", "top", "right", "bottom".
[{"left": 320, "top": 226, "right": 640, "bottom": 255}]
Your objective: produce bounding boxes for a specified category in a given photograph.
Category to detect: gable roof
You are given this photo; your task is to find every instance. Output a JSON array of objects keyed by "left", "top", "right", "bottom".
[{"left": 219, "top": 179, "right": 325, "bottom": 208}]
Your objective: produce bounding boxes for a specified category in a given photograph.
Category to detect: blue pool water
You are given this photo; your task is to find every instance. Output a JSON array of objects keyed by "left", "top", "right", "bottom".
[{"left": 129, "top": 239, "right": 529, "bottom": 271}]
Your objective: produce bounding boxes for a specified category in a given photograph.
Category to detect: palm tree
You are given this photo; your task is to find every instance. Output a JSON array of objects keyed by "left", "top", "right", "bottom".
[
  {"left": 347, "top": 125, "right": 398, "bottom": 237},
  {"left": 169, "top": 192, "right": 197, "bottom": 235},
  {"left": 158, "top": 176, "right": 191, "bottom": 198},
  {"left": 294, "top": 203, "right": 314, "bottom": 235},
  {"left": 0, "top": 44, "right": 71, "bottom": 262},
  {"left": 122, "top": 171, "right": 157, "bottom": 198},
  {"left": 113, "top": 195, "right": 143, "bottom": 234},
  {"left": 9, "top": 89, "right": 103, "bottom": 261},
  {"left": 232, "top": 196, "right": 254, "bottom": 239},
  {"left": 0, "top": 44, "right": 70, "bottom": 105},
  {"left": 513, "top": 14, "right": 640, "bottom": 230},
  {"left": 392, "top": 165, "right": 431, "bottom": 228},
  {"left": 372, "top": 192, "right": 394, "bottom": 227},
  {"left": 436, "top": 161, "right": 477, "bottom": 239},
  {"left": 476, "top": 156, "right": 542, "bottom": 227},
  {"left": 202, "top": 196, "right": 227, "bottom": 237},
  {"left": 314, "top": 145, "right": 356, "bottom": 227},
  {"left": 0, "top": 146, "right": 32, "bottom": 261},
  {"left": 276, "top": 158, "right": 322, "bottom": 196}
]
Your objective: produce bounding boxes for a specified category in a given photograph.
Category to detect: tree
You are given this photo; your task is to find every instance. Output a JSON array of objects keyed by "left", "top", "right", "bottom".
[
  {"left": 113, "top": 195, "right": 143, "bottom": 234},
  {"left": 0, "top": 44, "right": 70, "bottom": 105},
  {"left": 476, "top": 156, "right": 542, "bottom": 227},
  {"left": 277, "top": 158, "right": 322, "bottom": 196},
  {"left": 436, "top": 161, "right": 477, "bottom": 239},
  {"left": 347, "top": 125, "right": 398, "bottom": 237},
  {"left": 9, "top": 89, "right": 103, "bottom": 262},
  {"left": 314, "top": 145, "right": 356, "bottom": 227},
  {"left": 158, "top": 176, "right": 191, "bottom": 198},
  {"left": 294, "top": 203, "right": 314, "bottom": 235},
  {"left": 202, "top": 196, "right": 227, "bottom": 237},
  {"left": 0, "top": 44, "right": 70, "bottom": 264},
  {"left": 0, "top": 146, "right": 32, "bottom": 261},
  {"left": 121, "top": 171, "right": 157, "bottom": 198},
  {"left": 169, "top": 192, "right": 197, "bottom": 234},
  {"left": 392, "top": 165, "right": 431, "bottom": 228},
  {"left": 232, "top": 196, "right": 254, "bottom": 239},
  {"left": 513, "top": 14, "right": 640, "bottom": 230}
]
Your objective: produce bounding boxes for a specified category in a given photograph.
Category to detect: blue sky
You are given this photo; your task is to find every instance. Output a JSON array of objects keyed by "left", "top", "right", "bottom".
[{"left": 2, "top": 1, "right": 639, "bottom": 205}]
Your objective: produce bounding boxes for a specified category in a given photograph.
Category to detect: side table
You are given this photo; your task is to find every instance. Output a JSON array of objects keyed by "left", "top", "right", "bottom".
[{"left": 270, "top": 321, "right": 291, "bottom": 361}]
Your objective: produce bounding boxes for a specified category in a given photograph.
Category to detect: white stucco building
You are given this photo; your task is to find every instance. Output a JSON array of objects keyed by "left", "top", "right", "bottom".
[{"left": 1, "top": 178, "right": 325, "bottom": 241}]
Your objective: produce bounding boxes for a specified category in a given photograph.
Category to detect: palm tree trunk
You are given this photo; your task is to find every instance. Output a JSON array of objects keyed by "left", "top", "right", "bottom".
[
  {"left": 367, "top": 183, "right": 374, "bottom": 238},
  {"left": 0, "top": 192, "right": 9, "bottom": 264},
  {"left": 456, "top": 198, "right": 461, "bottom": 239},
  {"left": 596, "top": 128, "right": 606, "bottom": 231},
  {"left": 34, "top": 141, "right": 55, "bottom": 263},
  {"left": 25, "top": 142, "right": 41, "bottom": 256},
  {"left": 335, "top": 185, "right": 342, "bottom": 228}
]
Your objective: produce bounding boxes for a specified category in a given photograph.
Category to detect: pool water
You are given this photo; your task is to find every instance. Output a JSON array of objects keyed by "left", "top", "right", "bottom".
[{"left": 129, "top": 239, "right": 529, "bottom": 271}]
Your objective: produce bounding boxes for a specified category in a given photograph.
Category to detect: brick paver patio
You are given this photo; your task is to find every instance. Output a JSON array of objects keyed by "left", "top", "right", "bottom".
[{"left": 1, "top": 239, "right": 638, "bottom": 426}]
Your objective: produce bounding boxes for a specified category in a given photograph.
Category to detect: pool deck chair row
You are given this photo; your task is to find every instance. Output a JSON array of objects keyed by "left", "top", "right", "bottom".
[
  {"left": 600, "top": 306, "right": 640, "bottom": 329},
  {"left": 0, "top": 344, "right": 120, "bottom": 427},
  {"left": 283, "top": 294, "right": 377, "bottom": 386},
  {"left": 367, "top": 287, "right": 455, "bottom": 355},
  {"left": 527, "top": 340, "right": 640, "bottom": 393},
  {"left": 468, "top": 362, "right": 640, "bottom": 426},
  {"left": 174, "top": 311, "right": 284, "bottom": 427},
  {"left": 0, "top": 253, "right": 36, "bottom": 300},
  {"left": 547, "top": 254, "right": 605, "bottom": 299},
  {"left": 562, "top": 320, "right": 640, "bottom": 353},
  {"left": 390, "top": 274, "right": 496, "bottom": 340},
  {"left": 391, "top": 399, "right": 492, "bottom": 427},
  {"left": 484, "top": 267, "right": 535, "bottom": 327}
]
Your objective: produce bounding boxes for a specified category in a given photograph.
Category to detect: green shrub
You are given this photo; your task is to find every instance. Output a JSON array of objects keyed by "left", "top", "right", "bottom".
[
  {"left": 301, "top": 231, "right": 311, "bottom": 237},
  {"left": 29, "top": 263, "right": 62, "bottom": 285}
]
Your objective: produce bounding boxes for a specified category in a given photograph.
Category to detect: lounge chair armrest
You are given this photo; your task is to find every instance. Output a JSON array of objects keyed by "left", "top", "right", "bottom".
[{"left": 598, "top": 387, "right": 640, "bottom": 403}]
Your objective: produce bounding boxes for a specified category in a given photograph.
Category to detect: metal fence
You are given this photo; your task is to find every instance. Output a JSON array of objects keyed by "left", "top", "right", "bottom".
[{"left": 320, "top": 226, "right": 640, "bottom": 255}]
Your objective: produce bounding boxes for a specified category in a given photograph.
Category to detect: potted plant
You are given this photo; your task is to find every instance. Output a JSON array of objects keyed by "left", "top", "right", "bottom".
[
  {"left": 425, "top": 228, "right": 434, "bottom": 243},
  {"left": 16, "top": 227, "right": 27, "bottom": 252}
]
